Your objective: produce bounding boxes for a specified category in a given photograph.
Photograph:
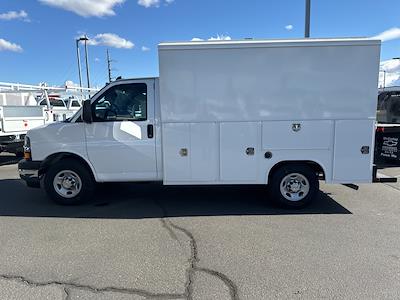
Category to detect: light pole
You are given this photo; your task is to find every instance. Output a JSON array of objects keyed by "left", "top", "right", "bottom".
[
  {"left": 84, "top": 36, "right": 91, "bottom": 89},
  {"left": 380, "top": 70, "right": 386, "bottom": 89},
  {"left": 76, "top": 36, "right": 91, "bottom": 90},
  {"left": 305, "top": 0, "right": 311, "bottom": 38},
  {"left": 76, "top": 39, "right": 83, "bottom": 91}
]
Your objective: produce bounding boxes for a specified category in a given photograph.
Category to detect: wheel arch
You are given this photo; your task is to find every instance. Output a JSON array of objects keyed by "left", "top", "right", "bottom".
[
  {"left": 267, "top": 160, "right": 326, "bottom": 185},
  {"left": 40, "top": 152, "right": 98, "bottom": 182}
]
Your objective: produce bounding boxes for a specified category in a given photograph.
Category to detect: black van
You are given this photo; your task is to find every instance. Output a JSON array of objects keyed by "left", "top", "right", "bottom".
[{"left": 375, "top": 88, "right": 400, "bottom": 166}]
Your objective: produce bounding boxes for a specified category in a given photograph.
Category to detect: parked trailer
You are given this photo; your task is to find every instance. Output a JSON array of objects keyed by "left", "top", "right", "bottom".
[{"left": 18, "top": 38, "right": 396, "bottom": 207}]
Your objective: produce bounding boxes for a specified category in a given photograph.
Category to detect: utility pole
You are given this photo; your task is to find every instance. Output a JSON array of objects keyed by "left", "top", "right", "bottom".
[
  {"left": 107, "top": 49, "right": 112, "bottom": 83},
  {"left": 305, "top": 0, "right": 311, "bottom": 38}
]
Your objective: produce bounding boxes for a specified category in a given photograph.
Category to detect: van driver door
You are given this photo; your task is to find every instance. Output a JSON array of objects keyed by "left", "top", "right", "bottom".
[{"left": 84, "top": 79, "right": 157, "bottom": 181}]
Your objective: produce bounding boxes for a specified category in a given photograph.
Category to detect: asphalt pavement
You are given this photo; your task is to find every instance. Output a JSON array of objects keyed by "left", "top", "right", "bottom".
[{"left": 0, "top": 153, "right": 399, "bottom": 299}]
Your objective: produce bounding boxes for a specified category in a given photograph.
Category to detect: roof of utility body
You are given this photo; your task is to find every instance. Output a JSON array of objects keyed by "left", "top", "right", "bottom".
[
  {"left": 159, "top": 37, "right": 380, "bottom": 50},
  {"left": 113, "top": 77, "right": 157, "bottom": 82}
]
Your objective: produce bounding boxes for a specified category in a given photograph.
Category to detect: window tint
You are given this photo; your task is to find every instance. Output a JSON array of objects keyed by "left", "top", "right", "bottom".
[
  {"left": 71, "top": 100, "right": 81, "bottom": 107},
  {"left": 50, "top": 99, "right": 66, "bottom": 107},
  {"left": 377, "top": 92, "right": 400, "bottom": 124},
  {"left": 92, "top": 83, "right": 147, "bottom": 122},
  {"left": 39, "top": 99, "right": 66, "bottom": 107}
]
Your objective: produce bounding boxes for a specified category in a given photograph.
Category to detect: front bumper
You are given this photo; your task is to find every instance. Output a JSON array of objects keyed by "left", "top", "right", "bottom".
[{"left": 18, "top": 159, "right": 42, "bottom": 188}]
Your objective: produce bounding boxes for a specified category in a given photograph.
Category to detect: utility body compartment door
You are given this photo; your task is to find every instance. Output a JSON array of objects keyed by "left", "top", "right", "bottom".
[
  {"left": 162, "top": 123, "right": 219, "bottom": 183},
  {"left": 333, "top": 120, "right": 375, "bottom": 183},
  {"left": 219, "top": 122, "right": 260, "bottom": 182},
  {"left": 162, "top": 122, "right": 259, "bottom": 184}
]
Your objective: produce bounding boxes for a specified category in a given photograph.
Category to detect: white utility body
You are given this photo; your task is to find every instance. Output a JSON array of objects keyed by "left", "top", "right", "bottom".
[
  {"left": 0, "top": 106, "right": 47, "bottom": 155},
  {"left": 19, "top": 38, "right": 390, "bottom": 207}
]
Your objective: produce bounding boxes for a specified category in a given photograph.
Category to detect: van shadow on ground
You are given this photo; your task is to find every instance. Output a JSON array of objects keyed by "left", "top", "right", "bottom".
[{"left": 0, "top": 179, "right": 351, "bottom": 219}]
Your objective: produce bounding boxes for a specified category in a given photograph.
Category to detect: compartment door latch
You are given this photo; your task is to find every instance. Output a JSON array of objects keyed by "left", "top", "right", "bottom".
[
  {"left": 360, "top": 146, "right": 370, "bottom": 154},
  {"left": 179, "top": 148, "right": 188, "bottom": 157},
  {"left": 246, "top": 147, "right": 255, "bottom": 156}
]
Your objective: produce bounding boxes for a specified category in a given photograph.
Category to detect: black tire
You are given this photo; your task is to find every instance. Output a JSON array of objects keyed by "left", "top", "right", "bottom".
[
  {"left": 269, "top": 164, "right": 319, "bottom": 208},
  {"left": 44, "top": 158, "right": 95, "bottom": 205}
]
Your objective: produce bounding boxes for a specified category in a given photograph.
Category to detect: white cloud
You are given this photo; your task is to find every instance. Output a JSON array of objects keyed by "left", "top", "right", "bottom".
[
  {"left": 65, "top": 80, "right": 80, "bottom": 87},
  {"left": 379, "top": 59, "right": 400, "bottom": 87},
  {"left": 95, "top": 57, "right": 100, "bottom": 62},
  {"left": 138, "top": 0, "right": 160, "bottom": 7},
  {"left": 285, "top": 24, "right": 293, "bottom": 31},
  {"left": 380, "top": 59, "right": 400, "bottom": 73},
  {"left": 137, "top": 0, "right": 174, "bottom": 8},
  {"left": 141, "top": 46, "right": 150, "bottom": 51},
  {"left": 0, "top": 10, "right": 29, "bottom": 21},
  {"left": 0, "top": 38, "right": 23, "bottom": 52},
  {"left": 87, "top": 33, "right": 134, "bottom": 49},
  {"left": 39, "top": 0, "right": 125, "bottom": 17},
  {"left": 192, "top": 35, "right": 232, "bottom": 42},
  {"left": 208, "top": 35, "right": 231, "bottom": 41},
  {"left": 373, "top": 27, "right": 400, "bottom": 42}
]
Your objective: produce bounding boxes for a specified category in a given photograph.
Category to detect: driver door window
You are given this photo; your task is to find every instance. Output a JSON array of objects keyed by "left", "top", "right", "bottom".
[{"left": 93, "top": 83, "right": 147, "bottom": 122}]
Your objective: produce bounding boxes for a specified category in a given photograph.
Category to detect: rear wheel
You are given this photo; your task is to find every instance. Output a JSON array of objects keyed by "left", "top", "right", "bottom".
[
  {"left": 44, "top": 158, "right": 95, "bottom": 205},
  {"left": 269, "top": 164, "right": 319, "bottom": 208}
]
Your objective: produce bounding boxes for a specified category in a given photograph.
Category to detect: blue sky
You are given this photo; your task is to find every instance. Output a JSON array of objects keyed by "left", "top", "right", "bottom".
[{"left": 1, "top": 0, "right": 400, "bottom": 87}]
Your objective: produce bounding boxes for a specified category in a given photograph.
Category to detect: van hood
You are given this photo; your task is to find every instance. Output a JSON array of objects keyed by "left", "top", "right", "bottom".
[{"left": 27, "top": 121, "right": 85, "bottom": 147}]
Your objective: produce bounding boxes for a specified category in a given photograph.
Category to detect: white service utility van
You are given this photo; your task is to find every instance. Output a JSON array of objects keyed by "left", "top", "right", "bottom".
[{"left": 18, "top": 38, "right": 396, "bottom": 207}]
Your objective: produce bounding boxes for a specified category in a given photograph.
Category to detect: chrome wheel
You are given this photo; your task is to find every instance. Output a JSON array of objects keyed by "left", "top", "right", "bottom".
[
  {"left": 53, "top": 170, "right": 82, "bottom": 198},
  {"left": 279, "top": 173, "right": 310, "bottom": 202}
]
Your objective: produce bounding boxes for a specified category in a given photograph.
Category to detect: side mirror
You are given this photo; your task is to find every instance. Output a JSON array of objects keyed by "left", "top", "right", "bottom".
[{"left": 82, "top": 100, "right": 93, "bottom": 123}]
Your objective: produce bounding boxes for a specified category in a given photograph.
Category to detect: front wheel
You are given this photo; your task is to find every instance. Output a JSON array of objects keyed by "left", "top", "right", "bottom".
[
  {"left": 44, "top": 158, "right": 95, "bottom": 205},
  {"left": 269, "top": 164, "right": 319, "bottom": 208}
]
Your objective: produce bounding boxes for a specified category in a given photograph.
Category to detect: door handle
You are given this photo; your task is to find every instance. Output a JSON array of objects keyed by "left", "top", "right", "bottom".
[{"left": 147, "top": 124, "right": 154, "bottom": 139}]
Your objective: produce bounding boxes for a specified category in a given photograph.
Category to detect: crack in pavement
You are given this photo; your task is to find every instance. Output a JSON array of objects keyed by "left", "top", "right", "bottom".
[
  {"left": 0, "top": 274, "right": 185, "bottom": 299},
  {"left": 0, "top": 190, "right": 239, "bottom": 299},
  {"left": 195, "top": 267, "right": 239, "bottom": 300},
  {"left": 162, "top": 219, "right": 198, "bottom": 300},
  {"left": 155, "top": 200, "right": 239, "bottom": 300},
  {"left": 63, "top": 287, "right": 70, "bottom": 300}
]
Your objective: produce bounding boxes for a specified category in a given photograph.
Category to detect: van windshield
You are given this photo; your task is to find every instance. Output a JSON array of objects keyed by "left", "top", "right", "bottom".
[{"left": 377, "top": 92, "right": 400, "bottom": 124}]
